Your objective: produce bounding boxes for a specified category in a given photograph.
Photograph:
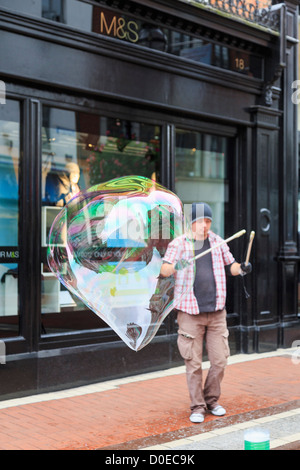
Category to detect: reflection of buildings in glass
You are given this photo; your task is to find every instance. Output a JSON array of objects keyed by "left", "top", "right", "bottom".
[
  {"left": 180, "top": 42, "right": 212, "bottom": 65},
  {"left": 138, "top": 25, "right": 168, "bottom": 51},
  {"left": 42, "top": 0, "right": 64, "bottom": 22},
  {"left": 45, "top": 161, "right": 80, "bottom": 206}
]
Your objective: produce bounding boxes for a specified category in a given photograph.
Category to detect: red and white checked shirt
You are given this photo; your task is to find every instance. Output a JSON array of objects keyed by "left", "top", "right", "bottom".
[{"left": 163, "top": 231, "right": 235, "bottom": 314}]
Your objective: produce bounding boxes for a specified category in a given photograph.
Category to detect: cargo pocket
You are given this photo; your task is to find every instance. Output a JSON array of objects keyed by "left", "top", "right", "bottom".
[
  {"left": 222, "top": 329, "right": 230, "bottom": 359},
  {"left": 177, "top": 330, "right": 195, "bottom": 361}
]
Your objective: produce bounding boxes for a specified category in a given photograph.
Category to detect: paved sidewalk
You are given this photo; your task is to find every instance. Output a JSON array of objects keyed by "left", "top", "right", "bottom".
[{"left": 0, "top": 348, "right": 299, "bottom": 450}]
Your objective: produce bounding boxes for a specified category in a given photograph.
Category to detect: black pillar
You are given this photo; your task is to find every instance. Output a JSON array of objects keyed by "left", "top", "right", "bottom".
[{"left": 278, "top": 0, "right": 300, "bottom": 347}]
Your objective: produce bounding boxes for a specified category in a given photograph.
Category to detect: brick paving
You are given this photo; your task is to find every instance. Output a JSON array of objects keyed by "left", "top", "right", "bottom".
[{"left": 0, "top": 351, "right": 299, "bottom": 450}]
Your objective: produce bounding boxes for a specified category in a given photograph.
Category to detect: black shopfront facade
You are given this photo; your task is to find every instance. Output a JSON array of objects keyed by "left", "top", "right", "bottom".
[{"left": 0, "top": 0, "right": 299, "bottom": 399}]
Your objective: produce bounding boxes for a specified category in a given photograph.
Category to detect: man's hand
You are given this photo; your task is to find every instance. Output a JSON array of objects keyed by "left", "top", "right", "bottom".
[
  {"left": 174, "top": 259, "right": 191, "bottom": 271},
  {"left": 240, "top": 262, "right": 252, "bottom": 276}
]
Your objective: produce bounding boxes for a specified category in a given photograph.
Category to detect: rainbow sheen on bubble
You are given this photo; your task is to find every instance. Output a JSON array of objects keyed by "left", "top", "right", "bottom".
[{"left": 47, "top": 176, "right": 194, "bottom": 351}]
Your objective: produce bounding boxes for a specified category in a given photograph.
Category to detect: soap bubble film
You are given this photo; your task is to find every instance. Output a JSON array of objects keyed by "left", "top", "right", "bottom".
[{"left": 47, "top": 176, "right": 194, "bottom": 351}]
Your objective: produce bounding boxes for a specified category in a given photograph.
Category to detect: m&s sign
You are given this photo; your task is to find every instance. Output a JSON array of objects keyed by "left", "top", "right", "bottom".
[{"left": 100, "top": 11, "right": 139, "bottom": 43}]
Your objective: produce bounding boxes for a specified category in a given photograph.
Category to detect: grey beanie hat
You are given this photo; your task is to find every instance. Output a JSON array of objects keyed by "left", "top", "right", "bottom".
[{"left": 191, "top": 202, "right": 213, "bottom": 223}]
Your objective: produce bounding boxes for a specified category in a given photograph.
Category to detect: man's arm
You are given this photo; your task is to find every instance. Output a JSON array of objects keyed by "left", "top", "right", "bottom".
[
  {"left": 220, "top": 239, "right": 252, "bottom": 277},
  {"left": 160, "top": 262, "right": 175, "bottom": 277},
  {"left": 229, "top": 262, "right": 242, "bottom": 276},
  {"left": 229, "top": 261, "right": 252, "bottom": 276},
  {"left": 160, "top": 236, "right": 185, "bottom": 277}
]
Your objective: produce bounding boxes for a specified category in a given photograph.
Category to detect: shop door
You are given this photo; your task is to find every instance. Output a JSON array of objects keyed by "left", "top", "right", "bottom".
[{"left": 254, "top": 125, "right": 279, "bottom": 329}]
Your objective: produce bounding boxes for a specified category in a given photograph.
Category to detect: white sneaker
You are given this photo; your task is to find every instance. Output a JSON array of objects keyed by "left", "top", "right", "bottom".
[
  {"left": 209, "top": 405, "right": 226, "bottom": 416},
  {"left": 190, "top": 412, "right": 205, "bottom": 423}
]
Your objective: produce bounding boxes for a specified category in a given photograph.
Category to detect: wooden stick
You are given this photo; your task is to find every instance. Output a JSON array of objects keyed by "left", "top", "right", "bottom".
[
  {"left": 192, "top": 229, "right": 246, "bottom": 262},
  {"left": 245, "top": 231, "right": 255, "bottom": 265}
]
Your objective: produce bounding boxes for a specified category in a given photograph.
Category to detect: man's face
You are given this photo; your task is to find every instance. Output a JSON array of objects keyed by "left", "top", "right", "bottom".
[{"left": 192, "top": 218, "right": 212, "bottom": 240}]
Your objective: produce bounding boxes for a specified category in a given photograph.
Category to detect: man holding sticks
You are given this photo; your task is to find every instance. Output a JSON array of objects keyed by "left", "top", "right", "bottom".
[{"left": 160, "top": 202, "right": 253, "bottom": 424}]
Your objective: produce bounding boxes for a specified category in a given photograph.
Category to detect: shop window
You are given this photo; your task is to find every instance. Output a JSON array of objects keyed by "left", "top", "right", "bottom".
[
  {"left": 175, "top": 129, "right": 231, "bottom": 238},
  {"left": 0, "top": 100, "right": 20, "bottom": 337},
  {"left": 41, "top": 106, "right": 160, "bottom": 335}
]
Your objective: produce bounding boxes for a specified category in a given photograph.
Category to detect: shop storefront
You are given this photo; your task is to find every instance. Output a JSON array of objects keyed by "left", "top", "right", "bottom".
[{"left": 0, "top": 0, "right": 299, "bottom": 399}]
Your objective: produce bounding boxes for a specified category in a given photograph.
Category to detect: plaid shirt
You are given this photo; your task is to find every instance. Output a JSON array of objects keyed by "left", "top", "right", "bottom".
[{"left": 163, "top": 231, "right": 235, "bottom": 314}]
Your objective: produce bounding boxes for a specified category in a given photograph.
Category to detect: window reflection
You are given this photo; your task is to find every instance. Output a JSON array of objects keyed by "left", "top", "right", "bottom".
[
  {"left": 175, "top": 129, "right": 230, "bottom": 238},
  {"left": 42, "top": 0, "right": 64, "bottom": 22},
  {"left": 41, "top": 106, "right": 160, "bottom": 334},
  {"left": 0, "top": 100, "right": 20, "bottom": 337}
]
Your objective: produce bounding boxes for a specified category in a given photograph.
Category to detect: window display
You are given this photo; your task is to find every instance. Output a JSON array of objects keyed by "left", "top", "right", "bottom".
[
  {"left": 41, "top": 106, "right": 161, "bottom": 334},
  {"left": 0, "top": 100, "right": 20, "bottom": 337}
]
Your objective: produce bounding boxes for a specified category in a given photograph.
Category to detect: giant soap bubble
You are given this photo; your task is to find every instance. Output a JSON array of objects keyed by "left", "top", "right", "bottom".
[{"left": 47, "top": 176, "right": 195, "bottom": 351}]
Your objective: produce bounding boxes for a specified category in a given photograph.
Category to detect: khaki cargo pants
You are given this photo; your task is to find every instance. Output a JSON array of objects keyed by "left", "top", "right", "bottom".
[{"left": 177, "top": 309, "right": 230, "bottom": 414}]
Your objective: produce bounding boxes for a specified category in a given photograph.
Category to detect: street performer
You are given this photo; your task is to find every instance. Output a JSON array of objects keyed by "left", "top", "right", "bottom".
[{"left": 160, "top": 202, "right": 252, "bottom": 423}]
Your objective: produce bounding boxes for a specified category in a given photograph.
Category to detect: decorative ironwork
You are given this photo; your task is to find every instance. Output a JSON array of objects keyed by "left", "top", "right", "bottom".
[{"left": 179, "top": 0, "right": 282, "bottom": 31}]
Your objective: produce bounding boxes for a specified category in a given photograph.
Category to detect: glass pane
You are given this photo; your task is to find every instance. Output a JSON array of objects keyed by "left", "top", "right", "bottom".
[
  {"left": 0, "top": 100, "right": 20, "bottom": 338},
  {"left": 175, "top": 129, "right": 230, "bottom": 238},
  {"left": 41, "top": 106, "right": 160, "bottom": 335}
]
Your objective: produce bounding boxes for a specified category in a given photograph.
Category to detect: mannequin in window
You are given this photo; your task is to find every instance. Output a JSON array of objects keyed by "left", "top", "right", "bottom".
[{"left": 45, "top": 162, "right": 80, "bottom": 207}]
